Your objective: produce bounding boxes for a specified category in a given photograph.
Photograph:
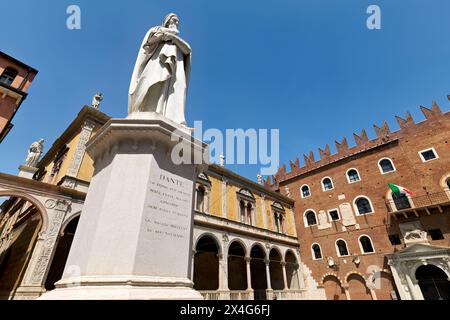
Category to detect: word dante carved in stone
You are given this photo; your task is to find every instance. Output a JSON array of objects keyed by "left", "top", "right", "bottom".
[{"left": 159, "top": 173, "right": 184, "bottom": 187}]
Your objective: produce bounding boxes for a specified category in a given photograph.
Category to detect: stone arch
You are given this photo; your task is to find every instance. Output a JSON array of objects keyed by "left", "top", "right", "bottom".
[
  {"left": 227, "top": 238, "right": 247, "bottom": 257},
  {"left": 285, "top": 250, "right": 299, "bottom": 289},
  {"left": 322, "top": 274, "right": 346, "bottom": 300},
  {"left": 59, "top": 211, "right": 81, "bottom": 237},
  {"left": 44, "top": 212, "right": 81, "bottom": 291},
  {"left": 439, "top": 173, "right": 450, "bottom": 189},
  {"left": 344, "top": 271, "right": 367, "bottom": 283},
  {"left": 411, "top": 260, "right": 450, "bottom": 281},
  {"left": 249, "top": 242, "right": 267, "bottom": 259},
  {"left": 194, "top": 232, "right": 222, "bottom": 255},
  {"left": 269, "top": 247, "right": 284, "bottom": 290},
  {"left": 0, "top": 189, "right": 49, "bottom": 235},
  {"left": 227, "top": 240, "right": 247, "bottom": 290},
  {"left": 321, "top": 272, "right": 342, "bottom": 285},
  {"left": 414, "top": 263, "right": 450, "bottom": 300},
  {"left": 193, "top": 234, "right": 221, "bottom": 291},
  {"left": 0, "top": 189, "right": 50, "bottom": 299},
  {"left": 439, "top": 173, "right": 450, "bottom": 200},
  {"left": 249, "top": 243, "right": 267, "bottom": 299},
  {"left": 268, "top": 245, "right": 283, "bottom": 260},
  {"left": 346, "top": 272, "right": 372, "bottom": 300},
  {"left": 385, "top": 188, "right": 413, "bottom": 212}
]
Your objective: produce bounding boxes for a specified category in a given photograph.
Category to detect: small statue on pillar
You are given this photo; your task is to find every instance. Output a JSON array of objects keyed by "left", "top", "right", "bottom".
[
  {"left": 25, "top": 139, "right": 44, "bottom": 167},
  {"left": 91, "top": 92, "right": 103, "bottom": 109}
]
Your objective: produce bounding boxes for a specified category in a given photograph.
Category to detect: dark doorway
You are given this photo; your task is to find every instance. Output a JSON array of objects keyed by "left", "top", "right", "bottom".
[
  {"left": 44, "top": 216, "right": 79, "bottom": 291},
  {"left": 416, "top": 265, "right": 450, "bottom": 300},
  {"left": 250, "top": 245, "right": 267, "bottom": 300},
  {"left": 228, "top": 242, "right": 247, "bottom": 290},
  {"left": 193, "top": 235, "right": 219, "bottom": 290}
]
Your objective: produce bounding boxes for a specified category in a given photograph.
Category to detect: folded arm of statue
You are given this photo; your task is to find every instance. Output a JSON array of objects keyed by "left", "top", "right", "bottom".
[{"left": 163, "top": 33, "right": 192, "bottom": 55}]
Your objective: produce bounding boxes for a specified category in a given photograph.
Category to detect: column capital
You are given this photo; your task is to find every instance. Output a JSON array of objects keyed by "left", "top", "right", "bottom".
[
  {"left": 244, "top": 256, "right": 252, "bottom": 263},
  {"left": 217, "top": 253, "right": 224, "bottom": 260},
  {"left": 280, "top": 261, "right": 287, "bottom": 267},
  {"left": 264, "top": 259, "right": 271, "bottom": 266}
]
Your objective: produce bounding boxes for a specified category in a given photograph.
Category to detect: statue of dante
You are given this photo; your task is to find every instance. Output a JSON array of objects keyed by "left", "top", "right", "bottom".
[
  {"left": 25, "top": 139, "right": 44, "bottom": 167},
  {"left": 128, "top": 13, "right": 192, "bottom": 126}
]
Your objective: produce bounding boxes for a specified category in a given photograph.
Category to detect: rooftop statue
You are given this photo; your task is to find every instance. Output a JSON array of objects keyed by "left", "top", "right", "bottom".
[{"left": 25, "top": 139, "right": 44, "bottom": 167}]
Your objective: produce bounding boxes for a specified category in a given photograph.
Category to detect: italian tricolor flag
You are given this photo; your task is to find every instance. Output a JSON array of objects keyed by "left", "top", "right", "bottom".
[{"left": 388, "top": 183, "right": 413, "bottom": 196}]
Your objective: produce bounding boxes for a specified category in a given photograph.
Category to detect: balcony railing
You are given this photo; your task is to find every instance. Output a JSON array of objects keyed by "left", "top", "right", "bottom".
[
  {"left": 198, "top": 289, "right": 307, "bottom": 300},
  {"left": 386, "top": 191, "right": 450, "bottom": 214}
]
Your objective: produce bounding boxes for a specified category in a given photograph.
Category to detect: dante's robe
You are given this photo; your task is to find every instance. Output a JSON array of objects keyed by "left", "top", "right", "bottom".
[{"left": 128, "top": 27, "right": 191, "bottom": 125}]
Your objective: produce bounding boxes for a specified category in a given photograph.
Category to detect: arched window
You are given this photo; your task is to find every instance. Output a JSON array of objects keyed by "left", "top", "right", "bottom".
[
  {"left": 237, "top": 189, "right": 255, "bottom": 225},
  {"left": 336, "top": 239, "right": 349, "bottom": 257},
  {"left": 379, "top": 158, "right": 395, "bottom": 174},
  {"left": 447, "top": 179, "right": 450, "bottom": 190},
  {"left": 0, "top": 67, "right": 18, "bottom": 86},
  {"left": 196, "top": 186, "right": 205, "bottom": 212},
  {"left": 359, "top": 235, "right": 375, "bottom": 253},
  {"left": 347, "top": 169, "right": 361, "bottom": 183},
  {"left": 312, "top": 244, "right": 322, "bottom": 260},
  {"left": 301, "top": 185, "right": 311, "bottom": 198},
  {"left": 355, "top": 197, "right": 374, "bottom": 215},
  {"left": 272, "top": 202, "right": 286, "bottom": 234},
  {"left": 305, "top": 210, "right": 317, "bottom": 227},
  {"left": 322, "top": 177, "right": 334, "bottom": 191},
  {"left": 392, "top": 192, "right": 411, "bottom": 210}
]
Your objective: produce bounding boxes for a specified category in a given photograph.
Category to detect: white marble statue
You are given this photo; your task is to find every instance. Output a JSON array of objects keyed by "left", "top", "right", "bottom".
[
  {"left": 91, "top": 92, "right": 103, "bottom": 109},
  {"left": 25, "top": 139, "right": 44, "bottom": 167},
  {"left": 128, "top": 13, "right": 192, "bottom": 126}
]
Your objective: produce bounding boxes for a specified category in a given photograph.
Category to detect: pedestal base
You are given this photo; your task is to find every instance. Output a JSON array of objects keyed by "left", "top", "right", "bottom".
[
  {"left": 39, "top": 276, "right": 203, "bottom": 300},
  {"left": 18, "top": 165, "right": 38, "bottom": 179}
]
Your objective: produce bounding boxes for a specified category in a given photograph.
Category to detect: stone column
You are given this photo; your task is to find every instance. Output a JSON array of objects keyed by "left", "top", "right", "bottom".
[
  {"left": 62, "top": 120, "right": 95, "bottom": 190},
  {"left": 245, "top": 257, "right": 252, "bottom": 290},
  {"left": 281, "top": 261, "right": 288, "bottom": 290},
  {"left": 14, "top": 199, "right": 70, "bottom": 300},
  {"left": 343, "top": 284, "right": 351, "bottom": 300},
  {"left": 388, "top": 259, "right": 411, "bottom": 300},
  {"left": 294, "top": 264, "right": 301, "bottom": 289},
  {"left": 217, "top": 254, "right": 224, "bottom": 290},
  {"left": 265, "top": 259, "right": 273, "bottom": 300},
  {"left": 191, "top": 249, "right": 197, "bottom": 281},
  {"left": 370, "top": 289, "right": 378, "bottom": 300},
  {"left": 223, "top": 255, "right": 229, "bottom": 291},
  {"left": 405, "top": 273, "right": 418, "bottom": 300}
]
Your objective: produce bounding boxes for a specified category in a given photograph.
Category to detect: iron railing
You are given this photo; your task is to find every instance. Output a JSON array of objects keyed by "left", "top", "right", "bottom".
[{"left": 198, "top": 289, "right": 307, "bottom": 300}]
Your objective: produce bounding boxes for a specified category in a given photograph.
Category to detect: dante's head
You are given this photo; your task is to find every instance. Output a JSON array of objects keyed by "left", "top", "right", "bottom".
[{"left": 163, "top": 13, "right": 179, "bottom": 29}]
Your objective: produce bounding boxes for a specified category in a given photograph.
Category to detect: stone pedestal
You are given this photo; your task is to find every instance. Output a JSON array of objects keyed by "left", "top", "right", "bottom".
[
  {"left": 18, "top": 165, "right": 38, "bottom": 179},
  {"left": 39, "top": 113, "right": 207, "bottom": 300}
]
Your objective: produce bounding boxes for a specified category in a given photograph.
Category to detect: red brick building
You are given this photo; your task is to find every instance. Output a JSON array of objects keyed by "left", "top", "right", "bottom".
[
  {"left": 0, "top": 51, "right": 38, "bottom": 143},
  {"left": 266, "top": 101, "right": 450, "bottom": 300}
]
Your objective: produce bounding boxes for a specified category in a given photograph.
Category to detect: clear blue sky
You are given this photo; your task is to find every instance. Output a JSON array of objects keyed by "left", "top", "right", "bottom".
[{"left": 1, "top": 0, "right": 449, "bottom": 182}]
